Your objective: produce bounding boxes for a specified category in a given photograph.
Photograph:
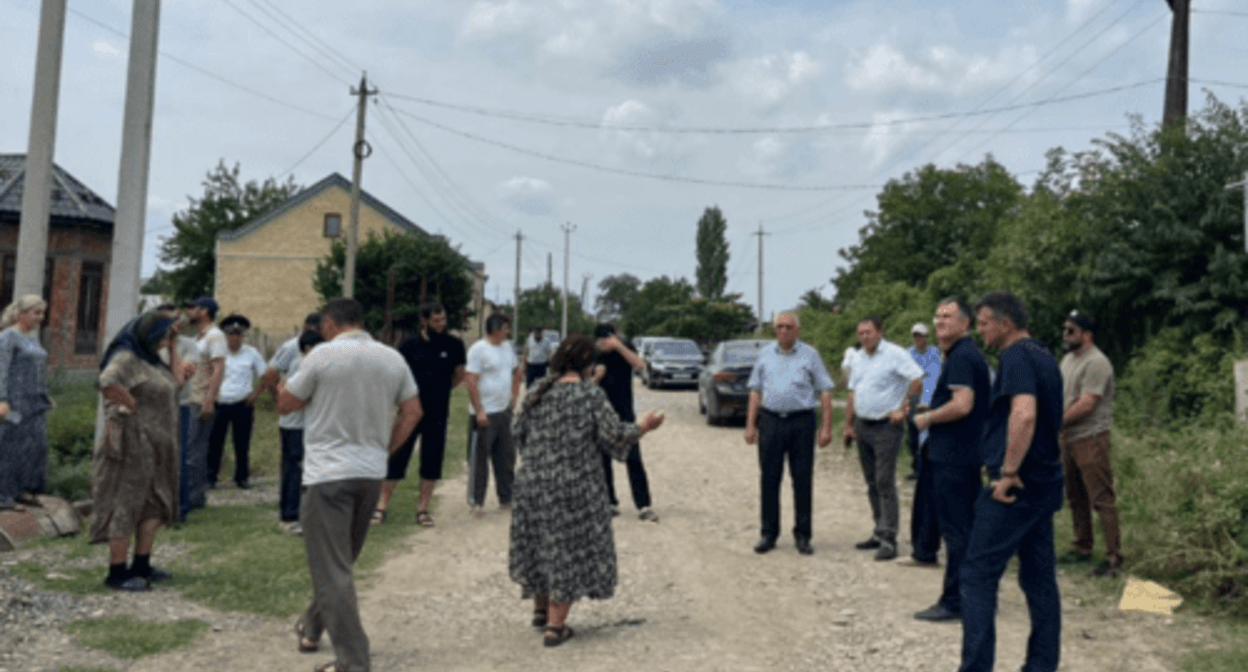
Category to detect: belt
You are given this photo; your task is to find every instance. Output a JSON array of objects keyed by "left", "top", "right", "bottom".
[
  {"left": 761, "top": 408, "right": 814, "bottom": 420},
  {"left": 857, "top": 416, "right": 889, "bottom": 426}
]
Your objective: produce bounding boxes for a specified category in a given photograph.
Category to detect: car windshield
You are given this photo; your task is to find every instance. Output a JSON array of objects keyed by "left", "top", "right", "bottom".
[
  {"left": 721, "top": 345, "right": 762, "bottom": 365},
  {"left": 653, "top": 341, "right": 700, "bottom": 356}
]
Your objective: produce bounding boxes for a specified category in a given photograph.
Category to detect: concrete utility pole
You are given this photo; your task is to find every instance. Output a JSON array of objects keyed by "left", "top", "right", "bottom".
[
  {"left": 14, "top": 0, "right": 67, "bottom": 300},
  {"left": 561, "top": 223, "right": 576, "bottom": 339},
  {"left": 754, "top": 223, "right": 768, "bottom": 332},
  {"left": 1227, "top": 172, "right": 1248, "bottom": 253},
  {"left": 581, "top": 273, "right": 593, "bottom": 312},
  {"left": 1162, "top": 0, "right": 1190, "bottom": 129},
  {"left": 513, "top": 230, "right": 522, "bottom": 332},
  {"left": 344, "top": 72, "right": 377, "bottom": 298},
  {"left": 546, "top": 252, "right": 553, "bottom": 289}
]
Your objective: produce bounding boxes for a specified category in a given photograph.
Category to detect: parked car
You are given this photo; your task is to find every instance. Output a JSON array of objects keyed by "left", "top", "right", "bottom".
[
  {"left": 698, "top": 339, "right": 769, "bottom": 425},
  {"left": 641, "top": 338, "right": 702, "bottom": 389}
]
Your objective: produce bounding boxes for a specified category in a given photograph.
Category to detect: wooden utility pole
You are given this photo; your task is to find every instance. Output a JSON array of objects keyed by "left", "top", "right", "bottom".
[
  {"left": 15, "top": 0, "right": 66, "bottom": 300},
  {"left": 344, "top": 72, "right": 377, "bottom": 298},
  {"left": 1162, "top": 0, "right": 1190, "bottom": 129},
  {"left": 513, "top": 230, "right": 522, "bottom": 332}
]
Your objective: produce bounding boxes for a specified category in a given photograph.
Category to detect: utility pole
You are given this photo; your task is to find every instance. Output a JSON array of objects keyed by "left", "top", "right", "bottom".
[
  {"left": 581, "top": 273, "right": 593, "bottom": 313},
  {"left": 561, "top": 223, "right": 576, "bottom": 339},
  {"left": 546, "top": 252, "right": 553, "bottom": 289},
  {"left": 344, "top": 72, "right": 377, "bottom": 298},
  {"left": 1162, "top": 0, "right": 1190, "bottom": 129},
  {"left": 15, "top": 0, "right": 67, "bottom": 300},
  {"left": 1228, "top": 172, "right": 1248, "bottom": 253},
  {"left": 754, "top": 223, "right": 768, "bottom": 332},
  {"left": 513, "top": 230, "right": 522, "bottom": 333}
]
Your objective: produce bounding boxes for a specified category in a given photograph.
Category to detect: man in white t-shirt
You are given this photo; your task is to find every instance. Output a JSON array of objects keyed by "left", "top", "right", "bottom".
[
  {"left": 277, "top": 298, "right": 422, "bottom": 672},
  {"left": 206, "top": 314, "right": 266, "bottom": 490},
  {"left": 464, "top": 313, "right": 523, "bottom": 518},
  {"left": 182, "top": 296, "right": 227, "bottom": 510}
]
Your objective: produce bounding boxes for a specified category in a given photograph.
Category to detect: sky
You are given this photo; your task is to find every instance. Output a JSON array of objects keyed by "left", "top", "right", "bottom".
[{"left": 3, "top": 0, "right": 1247, "bottom": 321}]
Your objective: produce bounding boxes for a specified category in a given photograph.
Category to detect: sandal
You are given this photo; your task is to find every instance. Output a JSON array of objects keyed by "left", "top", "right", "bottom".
[
  {"left": 371, "top": 509, "right": 386, "bottom": 526},
  {"left": 543, "top": 624, "right": 574, "bottom": 647},
  {"left": 532, "top": 607, "right": 548, "bottom": 628},
  {"left": 295, "top": 620, "right": 319, "bottom": 653},
  {"left": 415, "top": 511, "right": 434, "bottom": 528}
]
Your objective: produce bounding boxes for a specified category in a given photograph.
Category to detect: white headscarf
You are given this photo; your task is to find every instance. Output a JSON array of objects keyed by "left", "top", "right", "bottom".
[{"left": 0, "top": 295, "right": 47, "bottom": 331}]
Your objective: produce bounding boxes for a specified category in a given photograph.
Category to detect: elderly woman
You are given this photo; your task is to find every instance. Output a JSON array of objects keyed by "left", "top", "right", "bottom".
[
  {"left": 0, "top": 295, "right": 51, "bottom": 511},
  {"left": 509, "top": 334, "right": 665, "bottom": 647},
  {"left": 92, "top": 311, "right": 180, "bottom": 592}
]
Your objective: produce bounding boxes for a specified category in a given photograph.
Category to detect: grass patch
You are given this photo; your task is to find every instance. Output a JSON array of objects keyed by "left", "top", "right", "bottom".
[
  {"left": 8, "top": 561, "right": 112, "bottom": 596},
  {"left": 65, "top": 615, "right": 207, "bottom": 659},
  {"left": 1179, "top": 619, "right": 1248, "bottom": 672},
  {"left": 54, "top": 667, "right": 120, "bottom": 672}
]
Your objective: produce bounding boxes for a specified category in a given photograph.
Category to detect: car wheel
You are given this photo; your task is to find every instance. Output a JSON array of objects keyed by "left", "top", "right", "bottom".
[{"left": 706, "top": 389, "right": 721, "bottom": 426}]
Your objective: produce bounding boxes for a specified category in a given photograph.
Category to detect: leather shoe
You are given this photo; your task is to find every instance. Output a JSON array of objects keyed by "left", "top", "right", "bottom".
[
  {"left": 753, "top": 537, "right": 777, "bottom": 554},
  {"left": 795, "top": 538, "right": 814, "bottom": 555},
  {"left": 854, "top": 536, "right": 881, "bottom": 550},
  {"left": 874, "top": 541, "right": 898, "bottom": 561},
  {"left": 913, "top": 604, "right": 960, "bottom": 622}
]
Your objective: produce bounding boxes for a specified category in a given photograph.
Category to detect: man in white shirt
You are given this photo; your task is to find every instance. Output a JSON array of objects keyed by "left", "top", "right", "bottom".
[
  {"left": 277, "top": 298, "right": 422, "bottom": 672},
  {"left": 182, "top": 296, "right": 227, "bottom": 511},
  {"left": 464, "top": 313, "right": 523, "bottom": 518},
  {"left": 205, "top": 315, "right": 266, "bottom": 490},
  {"left": 259, "top": 313, "right": 323, "bottom": 533},
  {"left": 844, "top": 316, "right": 925, "bottom": 560},
  {"left": 522, "top": 325, "right": 550, "bottom": 387}
]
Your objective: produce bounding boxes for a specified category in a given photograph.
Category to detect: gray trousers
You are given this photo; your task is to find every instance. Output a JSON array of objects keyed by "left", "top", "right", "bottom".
[
  {"left": 855, "top": 418, "right": 905, "bottom": 542},
  {"left": 467, "top": 410, "right": 515, "bottom": 507},
  {"left": 300, "top": 478, "right": 382, "bottom": 672}
]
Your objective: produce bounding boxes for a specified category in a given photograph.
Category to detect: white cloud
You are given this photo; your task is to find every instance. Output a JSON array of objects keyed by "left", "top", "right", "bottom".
[
  {"left": 737, "top": 135, "right": 820, "bottom": 181},
  {"left": 860, "top": 110, "right": 924, "bottom": 170},
  {"left": 92, "top": 41, "right": 121, "bottom": 57},
  {"left": 461, "top": 0, "right": 533, "bottom": 39},
  {"left": 725, "top": 50, "right": 822, "bottom": 107},
  {"left": 498, "top": 176, "right": 556, "bottom": 216},
  {"left": 844, "top": 40, "right": 1037, "bottom": 97},
  {"left": 598, "top": 99, "right": 700, "bottom": 171},
  {"left": 1066, "top": 0, "right": 1100, "bottom": 24}
]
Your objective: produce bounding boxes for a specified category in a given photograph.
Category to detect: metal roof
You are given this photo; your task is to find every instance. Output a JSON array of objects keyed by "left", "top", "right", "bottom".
[{"left": 0, "top": 154, "right": 116, "bottom": 227}]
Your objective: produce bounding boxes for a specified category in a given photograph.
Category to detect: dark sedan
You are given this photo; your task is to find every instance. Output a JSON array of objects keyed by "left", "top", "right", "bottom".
[
  {"left": 698, "top": 339, "right": 768, "bottom": 425},
  {"left": 641, "top": 338, "right": 703, "bottom": 389}
]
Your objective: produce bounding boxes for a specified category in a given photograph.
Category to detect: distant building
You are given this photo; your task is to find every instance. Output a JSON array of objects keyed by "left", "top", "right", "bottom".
[
  {"left": 214, "top": 173, "right": 486, "bottom": 341},
  {"left": 0, "top": 154, "right": 112, "bottom": 375}
]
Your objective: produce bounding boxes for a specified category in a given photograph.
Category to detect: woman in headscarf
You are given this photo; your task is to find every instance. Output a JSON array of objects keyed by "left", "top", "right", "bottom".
[
  {"left": 508, "top": 334, "right": 666, "bottom": 647},
  {"left": 91, "top": 311, "right": 180, "bottom": 591},
  {"left": 0, "top": 295, "right": 51, "bottom": 511}
]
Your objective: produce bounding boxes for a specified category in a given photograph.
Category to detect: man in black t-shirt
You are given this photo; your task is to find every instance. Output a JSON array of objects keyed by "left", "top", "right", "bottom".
[
  {"left": 957, "top": 291, "right": 1064, "bottom": 672},
  {"left": 377, "top": 303, "right": 466, "bottom": 527},
  {"left": 911, "top": 298, "right": 991, "bottom": 622},
  {"left": 593, "top": 323, "right": 658, "bottom": 522}
]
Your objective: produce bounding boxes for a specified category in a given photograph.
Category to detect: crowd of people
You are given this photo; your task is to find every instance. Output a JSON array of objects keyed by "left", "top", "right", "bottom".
[{"left": 0, "top": 285, "right": 1126, "bottom": 672}]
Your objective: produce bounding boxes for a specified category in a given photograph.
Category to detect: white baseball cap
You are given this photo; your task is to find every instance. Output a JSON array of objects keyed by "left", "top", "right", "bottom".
[{"left": 911, "top": 322, "right": 929, "bottom": 335}]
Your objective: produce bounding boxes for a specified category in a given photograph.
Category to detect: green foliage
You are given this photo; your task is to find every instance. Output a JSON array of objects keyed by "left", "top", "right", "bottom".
[
  {"left": 653, "top": 297, "right": 753, "bottom": 346},
  {"left": 157, "top": 161, "right": 302, "bottom": 302},
  {"left": 695, "top": 206, "right": 730, "bottom": 300},
  {"left": 66, "top": 616, "right": 208, "bottom": 659},
  {"left": 314, "top": 229, "right": 475, "bottom": 334},
  {"left": 595, "top": 273, "right": 642, "bottom": 319},
  {"left": 799, "top": 278, "right": 933, "bottom": 366},
  {"left": 1113, "top": 328, "right": 1241, "bottom": 432},
  {"left": 45, "top": 379, "right": 99, "bottom": 501},
  {"left": 619, "top": 275, "right": 695, "bottom": 337},
  {"left": 797, "top": 288, "right": 834, "bottom": 312},
  {"left": 515, "top": 284, "right": 595, "bottom": 335}
]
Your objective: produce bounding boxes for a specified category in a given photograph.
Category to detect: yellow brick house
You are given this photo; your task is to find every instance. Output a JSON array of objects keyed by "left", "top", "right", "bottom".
[{"left": 215, "top": 173, "right": 486, "bottom": 340}]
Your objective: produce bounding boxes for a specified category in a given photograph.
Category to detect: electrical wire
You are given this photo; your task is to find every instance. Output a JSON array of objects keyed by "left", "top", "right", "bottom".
[
  {"left": 219, "top": 0, "right": 353, "bottom": 86},
  {"left": 249, "top": 0, "right": 363, "bottom": 75},
  {"left": 275, "top": 106, "right": 356, "bottom": 181}
]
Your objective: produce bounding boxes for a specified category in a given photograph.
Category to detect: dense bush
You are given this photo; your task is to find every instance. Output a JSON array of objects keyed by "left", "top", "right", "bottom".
[
  {"left": 44, "top": 378, "right": 98, "bottom": 501},
  {"left": 1114, "top": 329, "right": 1242, "bottom": 433}
]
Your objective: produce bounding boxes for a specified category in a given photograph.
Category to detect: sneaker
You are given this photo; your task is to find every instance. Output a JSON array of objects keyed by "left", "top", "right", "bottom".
[
  {"left": 1089, "top": 557, "right": 1123, "bottom": 578},
  {"left": 1057, "top": 550, "right": 1092, "bottom": 564},
  {"left": 280, "top": 521, "right": 302, "bottom": 536},
  {"left": 854, "top": 536, "right": 882, "bottom": 550},
  {"left": 913, "top": 604, "right": 960, "bottom": 622},
  {"left": 105, "top": 575, "right": 149, "bottom": 592},
  {"left": 874, "top": 541, "right": 898, "bottom": 561},
  {"left": 638, "top": 507, "right": 659, "bottom": 523}
]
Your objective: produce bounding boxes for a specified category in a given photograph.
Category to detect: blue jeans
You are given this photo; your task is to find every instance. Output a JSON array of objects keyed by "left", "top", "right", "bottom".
[
  {"left": 930, "top": 461, "right": 982, "bottom": 612},
  {"left": 178, "top": 405, "right": 207, "bottom": 520},
  {"left": 279, "top": 428, "right": 305, "bottom": 522},
  {"left": 959, "top": 478, "right": 1063, "bottom": 672}
]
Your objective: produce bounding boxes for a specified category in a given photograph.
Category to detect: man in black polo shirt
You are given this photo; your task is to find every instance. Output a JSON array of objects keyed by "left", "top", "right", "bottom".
[
  {"left": 593, "top": 323, "right": 658, "bottom": 522},
  {"left": 958, "top": 291, "right": 1065, "bottom": 672},
  {"left": 376, "top": 303, "right": 466, "bottom": 527},
  {"left": 911, "top": 298, "right": 991, "bottom": 622}
]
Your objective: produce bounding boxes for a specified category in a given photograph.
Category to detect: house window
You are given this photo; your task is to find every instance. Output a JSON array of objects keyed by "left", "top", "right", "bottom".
[
  {"left": 1, "top": 255, "right": 54, "bottom": 314},
  {"left": 324, "top": 213, "right": 342, "bottom": 238},
  {"left": 76, "top": 262, "right": 103, "bottom": 354}
]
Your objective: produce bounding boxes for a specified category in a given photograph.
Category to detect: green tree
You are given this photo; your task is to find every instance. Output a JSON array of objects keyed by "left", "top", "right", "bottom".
[
  {"left": 834, "top": 158, "right": 1022, "bottom": 303},
  {"left": 798, "top": 287, "right": 834, "bottom": 312},
  {"left": 157, "top": 161, "right": 302, "bottom": 302},
  {"left": 654, "top": 297, "right": 754, "bottom": 346},
  {"left": 515, "top": 285, "right": 594, "bottom": 335},
  {"left": 313, "top": 229, "right": 474, "bottom": 334},
  {"left": 619, "top": 275, "right": 695, "bottom": 337},
  {"left": 594, "top": 273, "right": 642, "bottom": 318},
  {"left": 695, "top": 206, "right": 730, "bottom": 299}
]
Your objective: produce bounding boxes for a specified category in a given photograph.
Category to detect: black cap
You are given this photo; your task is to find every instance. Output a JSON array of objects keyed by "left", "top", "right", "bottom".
[
  {"left": 219, "top": 314, "right": 251, "bottom": 334},
  {"left": 1066, "top": 310, "right": 1095, "bottom": 334}
]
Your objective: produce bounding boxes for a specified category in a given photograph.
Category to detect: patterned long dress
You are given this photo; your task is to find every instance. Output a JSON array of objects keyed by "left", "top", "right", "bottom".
[
  {"left": 508, "top": 381, "right": 641, "bottom": 604},
  {"left": 90, "top": 350, "right": 179, "bottom": 543},
  {"left": 0, "top": 327, "right": 51, "bottom": 507}
]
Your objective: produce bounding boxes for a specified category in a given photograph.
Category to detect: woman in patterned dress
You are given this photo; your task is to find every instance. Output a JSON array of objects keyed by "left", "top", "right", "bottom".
[
  {"left": 509, "top": 334, "right": 665, "bottom": 647},
  {"left": 91, "top": 311, "right": 181, "bottom": 591},
  {"left": 0, "top": 295, "right": 51, "bottom": 511}
]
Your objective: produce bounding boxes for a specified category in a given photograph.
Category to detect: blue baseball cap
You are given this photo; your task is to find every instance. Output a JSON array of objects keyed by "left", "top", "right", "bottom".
[{"left": 183, "top": 296, "right": 219, "bottom": 318}]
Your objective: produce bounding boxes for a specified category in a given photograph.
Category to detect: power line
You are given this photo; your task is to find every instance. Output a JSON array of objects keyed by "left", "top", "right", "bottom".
[
  {"left": 276, "top": 106, "right": 356, "bottom": 180},
  {"left": 219, "top": 0, "right": 353, "bottom": 86},
  {"left": 249, "top": 0, "right": 363, "bottom": 75},
  {"left": 1191, "top": 9, "right": 1248, "bottom": 18}
]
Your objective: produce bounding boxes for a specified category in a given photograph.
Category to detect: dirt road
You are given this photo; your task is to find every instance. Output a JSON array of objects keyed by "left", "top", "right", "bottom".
[{"left": 131, "top": 381, "right": 1185, "bottom": 672}]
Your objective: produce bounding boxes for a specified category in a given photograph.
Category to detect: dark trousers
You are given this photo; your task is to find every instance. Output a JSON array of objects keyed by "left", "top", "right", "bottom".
[
  {"left": 602, "top": 443, "right": 651, "bottom": 510},
  {"left": 1061, "top": 432, "right": 1121, "bottom": 560},
  {"left": 959, "top": 478, "right": 1063, "bottom": 672},
  {"left": 182, "top": 406, "right": 211, "bottom": 515},
  {"left": 905, "top": 416, "right": 921, "bottom": 474},
  {"left": 757, "top": 410, "right": 815, "bottom": 541},
  {"left": 525, "top": 363, "right": 548, "bottom": 388},
  {"left": 300, "top": 478, "right": 381, "bottom": 672},
  {"left": 930, "top": 461, "right": 982, "bottom": 613},
  {"left": 854, "top": 418, "right": 904, "bottom": 541},
  {"left": 467, "top": 410, "right": 515, "bottom": 507},
  {"left": 279, "top": 428, "right": 305, "bottom": 522},
  {"left": 177, "top": 406, "right": 198, "bottom": 520},
  {"left": 909, "top": 446, "right": 942, "bottom": 562},
  {"left": 207, "top": 402, "right": 254, "bottom": 486}
]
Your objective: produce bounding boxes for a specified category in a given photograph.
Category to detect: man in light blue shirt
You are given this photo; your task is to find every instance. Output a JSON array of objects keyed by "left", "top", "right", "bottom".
[
  {"left": 744, "top": 312, "right": 834, "bottom": 556},
  {"left": 907, "top": 322, "right": 942, "bottom": 475},
  {"left": 844, "top": 315, "right": 925, "bottom": 561}
]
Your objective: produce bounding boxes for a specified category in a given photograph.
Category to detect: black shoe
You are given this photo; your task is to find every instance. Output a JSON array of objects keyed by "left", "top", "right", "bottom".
[
  {"left": 105, "top": 575, "right": 150, "bottom": 592},
  {"left": 795, "top": 538, "right": 814, "bottom": 556},
  {"left": 854, "top": 536, "right": 882, "bottom": 550},
  {"left": 1056, "top": 550, "right": 1092, "bottom": 564},
  {"left": 1089, "top": 557, "right": 1123, "bottom": 578},
  {"left": 754, "top": 537, "right": 777, "bottom": 554},
  {"left": 913, "top": 604, "right": 960, "bottom": 622},
  {"left": 874, "top": 541, "right": 898, "bottom": 561}
]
